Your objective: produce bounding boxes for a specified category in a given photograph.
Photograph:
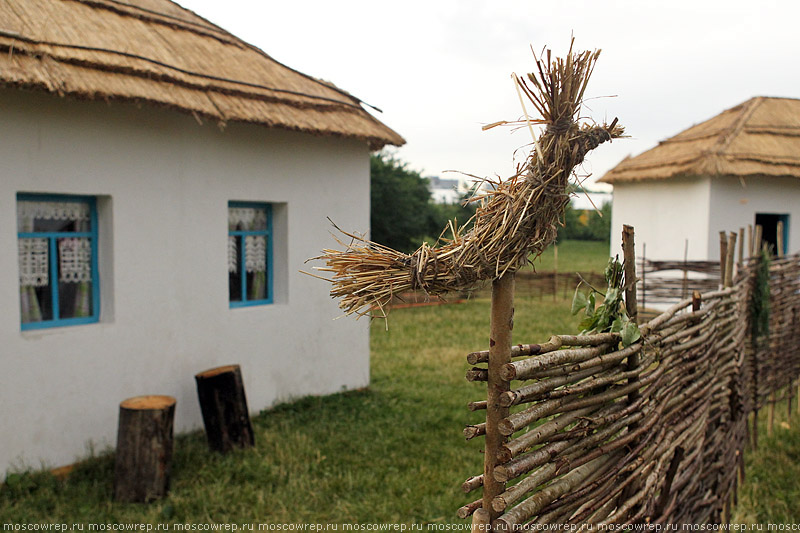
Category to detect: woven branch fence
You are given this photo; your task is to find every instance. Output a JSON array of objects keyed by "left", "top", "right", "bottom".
[
  {"left": 638, "top": 259, "right": 720, "bottom": 308},
  {"left": 460, "top": 230, "right": 800, "bottom": 529}
]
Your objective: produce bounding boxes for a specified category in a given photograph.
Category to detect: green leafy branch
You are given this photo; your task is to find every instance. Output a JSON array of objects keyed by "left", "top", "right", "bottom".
[{"left": 571, "top": 257, "right": 641, "bottom": 347}]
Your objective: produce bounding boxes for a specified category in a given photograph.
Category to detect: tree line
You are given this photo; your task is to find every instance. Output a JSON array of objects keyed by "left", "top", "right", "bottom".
[{"left": 370, "top": 152, "right": 610, "bottom": 253}]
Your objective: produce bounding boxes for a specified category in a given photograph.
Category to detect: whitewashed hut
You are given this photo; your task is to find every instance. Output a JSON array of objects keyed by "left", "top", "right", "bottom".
[
  {"left": 0, "top": 0, "right": 403, "bottom": 473},
  {"left": 600, "top": 97, "right": 800, "bottom": 261}
]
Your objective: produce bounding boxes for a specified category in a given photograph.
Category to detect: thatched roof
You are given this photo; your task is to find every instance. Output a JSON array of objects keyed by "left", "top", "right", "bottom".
[
  {"left": 0, "top": 0, "right": 404, "bottom": 149},
  {"left": 599, "top": 96, "right": 800, "bottom": 184}
]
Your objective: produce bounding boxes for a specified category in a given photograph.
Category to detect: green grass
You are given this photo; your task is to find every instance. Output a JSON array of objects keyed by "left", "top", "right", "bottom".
[
  {"left": 2, "top": 239, "right": 798, "bottom": 524},
  {"left": 0, "top": 296, "right": 581, "bottom": 524},
  {"left": 732, "top": 396, "right": 800, "bottom": 523},
  {"left": 530, "top": 240, "right": 611, "bottom": 274}
]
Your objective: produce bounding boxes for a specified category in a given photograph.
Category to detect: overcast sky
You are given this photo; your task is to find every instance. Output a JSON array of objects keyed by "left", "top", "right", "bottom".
[{"left": 175, "top": 0, "right": 800, "bottom": 190}]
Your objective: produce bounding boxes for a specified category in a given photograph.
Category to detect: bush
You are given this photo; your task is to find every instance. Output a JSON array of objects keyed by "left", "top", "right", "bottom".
[
  {"left": 559, "top": 199, "right": 611, "bottom": 242},
  {"left": 370, "top": 152, "right": 477, "bottom": 253}
]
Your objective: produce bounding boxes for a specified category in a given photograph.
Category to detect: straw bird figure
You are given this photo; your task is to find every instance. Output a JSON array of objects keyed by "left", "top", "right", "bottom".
[{"left": 309, "top": 42, "right": 625, "bottom": 318}]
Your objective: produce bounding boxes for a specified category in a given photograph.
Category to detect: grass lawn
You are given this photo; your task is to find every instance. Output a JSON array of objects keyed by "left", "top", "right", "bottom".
[
  {"left": 2, "top": 240, "right": 798, "bottom": 524},
  {"left": 0, "top": 296, "right": 581, "bottom": 524},
  {"left": 530, "top": 239, "right": 611, "bottom": 274},
  {"left": 732, "top": 398, "right": 800, "bottom": 523}
]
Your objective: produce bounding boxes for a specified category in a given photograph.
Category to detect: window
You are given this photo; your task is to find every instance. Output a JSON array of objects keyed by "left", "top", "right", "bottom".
[
  {"left": 228, "top": 203, "right": 272, "bottom": 306},
  {"left": 17, "top": 194, "right": 100, "bottom": 329}
]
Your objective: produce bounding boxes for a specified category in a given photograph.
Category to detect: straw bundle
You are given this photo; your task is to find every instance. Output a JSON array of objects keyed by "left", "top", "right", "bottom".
[{"left": 311, "top": 42, "right": 624, "bottom": 317}]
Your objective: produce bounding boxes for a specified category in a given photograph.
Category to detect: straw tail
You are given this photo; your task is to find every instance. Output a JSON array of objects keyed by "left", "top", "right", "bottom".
[{"left": 309, "top": 42, "right": 625, "bottom": 318}]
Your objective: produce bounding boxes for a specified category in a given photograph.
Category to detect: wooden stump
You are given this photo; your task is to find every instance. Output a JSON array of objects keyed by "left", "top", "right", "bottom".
[
  {"left": 195, "top": 364, "right": 255, "bottom": 453},
  {"left": 113, "top": 395, "right": 176, "bottom": 503}
]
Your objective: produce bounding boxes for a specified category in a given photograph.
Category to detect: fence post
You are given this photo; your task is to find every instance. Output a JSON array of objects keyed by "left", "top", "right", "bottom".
[
  {"left": 483, "top": 273, "right": 515, "bottom": 526},
  {"left": 622, "top": 225, "right": 638, "bottom": 323},
  {"left": 622, "top": 225, "right": 640, "bottom": 405},
  {"left": 777, "top": 221, "right": 793, "bottom": 419},
  {"left": 641, "top": 243, "right": 646, "bottom": 314},
  {"left": 738, "top": 227, "right": 745, "bottom": 266},
  {"left": 682, "top": 239, "right": 689, "bottom": 300},
  {"left": 725, "top": 232, "right": 737, "bottom": 288},
  {"left": 719, "top": 231, "right": 728, "bottom": 288},
  {"left": 754, "top": 225, "right": 763, "bottom": 255},
  {"left": 553, "top": 244, "right": 558, "bottom": 302}
]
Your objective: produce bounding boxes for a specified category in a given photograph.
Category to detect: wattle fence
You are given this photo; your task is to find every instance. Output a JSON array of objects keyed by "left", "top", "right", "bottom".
[{"left": 459, "top": 233, "right": 800, "bottom": 528}]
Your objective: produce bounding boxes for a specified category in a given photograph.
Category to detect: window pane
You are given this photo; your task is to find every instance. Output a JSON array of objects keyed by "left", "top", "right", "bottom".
[
  {"left": 19, "top": 238, "right": 53, "bottom": 323},
  {"left": 57, "top": 237, "right": 94, "bottom": 319},
  {"left": 17, "top": 200, "right": 92, "bottom": 233},
  {"left": 228, "top": 235, "right": 243, "bottom": 302},
  {"left": 228, "top": 206, "right": 267, "bottom": 231}
]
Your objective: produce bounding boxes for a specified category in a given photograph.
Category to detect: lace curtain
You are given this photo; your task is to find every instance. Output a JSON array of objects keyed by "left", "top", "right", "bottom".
[
  {"left": 18, "top": 238, "right": 49, "bottom": 287},
  {"left": 17, "top": 200, "right": 90, "bottom": 232},
  {"left": 228, "top": 207, "right": 267, "bottom": 274},
  {"left": 59, "top": 238, "right": 93, "bottom": 283},
  {"left": 228, "top": 207, "right": 267, "bottom": 232},
  {"left": 18, "top": 199, "right": 93, "bottom": 324}
]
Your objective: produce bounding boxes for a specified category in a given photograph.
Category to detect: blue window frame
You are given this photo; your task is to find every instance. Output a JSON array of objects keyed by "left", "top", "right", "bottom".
[
  {"left": 228, "top": 202, "right": 273, "bottom": 307},
  {"left": 17, "top": 194, "right": 100, "bottom": 330}
]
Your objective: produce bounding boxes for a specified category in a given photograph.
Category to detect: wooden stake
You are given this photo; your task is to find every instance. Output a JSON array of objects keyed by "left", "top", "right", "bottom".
[
  {"left": 622, "top": 225, "right": 638, "bottom": 323},
  {"left": 622, "top": 226, "right": 641, "bottom": 410},
  {"left": 641, "top": 243, "right": 646, "bottom": 314},
  {"left": 777, "top": 220, "right": 785, "bottom": 257},
  {"left": 682, "top": 239, "right": 689, "bottom": 301},
  {"left": 754, "top": 225, "right": 763, "bottom": 256},
  {"left": 752, "top": 409, "right": 759, "bottom": 451},
  {"left": 113, "top": 395, "right": 176, "bottom": 503},
  {"left": 483, "top": 273, "right": 515, "bottom": 523},
  {"left": 719, "top": 231, "right": 728, "bottom": 288},
  {"left": 553, "top": 244, "right": 558, "bottom": 302},
  {"left": 738, "top": 227, "right": 745, "bottom": 265},
  {"left": 723, "top": 493, "right": 731, "bottom": 525},
  {"left": 725, "top": 232, "right": 737, "bottom": 288},
  {"left": 768, "top": 391, "right": 776, "bottom": 437},
  {"left": 747, "top": 224, "right": 753, "bottom": 258}
]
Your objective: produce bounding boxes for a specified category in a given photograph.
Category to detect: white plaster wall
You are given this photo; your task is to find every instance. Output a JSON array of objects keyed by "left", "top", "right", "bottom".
[
  {"left": 608, "top": 177, "right": 712, "bottom": 261},
  {"left": 0, "top": 89, "right": 371, "bottom": 473},
  {"left": 709, "top": 175, "right": 800, "bottom": 257}
]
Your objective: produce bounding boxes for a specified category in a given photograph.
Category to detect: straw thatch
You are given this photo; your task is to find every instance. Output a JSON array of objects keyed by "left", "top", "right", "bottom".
[
  {"left": 311, "top": 43, "right": 624, "bottom": 317},
  {"left": 0, "top": 0, "right": 404, "bottom": 149},
  {"left": 599, "top": 97, "right": 800, "bottom": 183}
]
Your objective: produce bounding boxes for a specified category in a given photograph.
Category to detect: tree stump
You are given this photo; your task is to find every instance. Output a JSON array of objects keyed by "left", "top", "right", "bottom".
[
  {"left": 195, "top": 364, "right": 254, "bottom": 453},
  {"left": 113, "top": 395, "right": 176, "bottom": 503}
]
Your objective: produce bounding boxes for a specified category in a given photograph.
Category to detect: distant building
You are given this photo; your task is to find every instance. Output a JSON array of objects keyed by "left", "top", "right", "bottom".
[
  {"left": 428, "top": 176, "right": 467, "bottom": 204},
  {"left": 600, "top": 96, "right": 800, "bottom": 260},
  {"left": 570, "top": 190, "right": 612, "bottom": 211}
]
